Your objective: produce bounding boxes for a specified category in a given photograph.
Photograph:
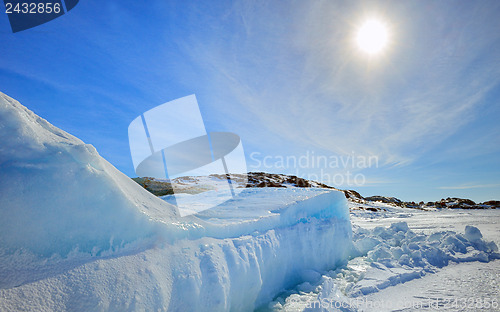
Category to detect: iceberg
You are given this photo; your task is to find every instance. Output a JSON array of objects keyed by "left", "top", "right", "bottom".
[{"left": 0, "top": 92, "right": 352, "bottom": 311}]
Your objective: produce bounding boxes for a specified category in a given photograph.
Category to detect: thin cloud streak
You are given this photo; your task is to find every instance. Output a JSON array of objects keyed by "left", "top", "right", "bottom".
[
  {"left": 176, "top": 0, "right": 500, "bottom": 168},
  {"left": 438, "top": 184, "right": 500, "bottom": 190}
]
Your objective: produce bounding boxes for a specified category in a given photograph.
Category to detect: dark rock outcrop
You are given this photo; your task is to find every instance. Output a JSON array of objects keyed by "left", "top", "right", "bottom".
[
  {"left": 364, "top": 196, "right": 404, "bottom": 207},
  {"left": 132, "top": 177, "right": 174, "bottom": 196}
]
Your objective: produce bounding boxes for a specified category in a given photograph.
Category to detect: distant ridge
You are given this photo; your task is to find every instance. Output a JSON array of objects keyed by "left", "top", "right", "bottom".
[{"left": 132, "top": 172, "right": 498, "bottom": 209}]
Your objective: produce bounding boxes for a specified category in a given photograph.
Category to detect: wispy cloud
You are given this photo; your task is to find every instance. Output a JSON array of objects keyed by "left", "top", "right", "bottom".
[
  {"left": 438, "top": 184, "right": 500, "bottom": 190},
  {"left": 1, "top": 0, "right": 499, "bottom": 200},
  {"left": 176, "top": 1, "right": 500, "bottom": 167}
]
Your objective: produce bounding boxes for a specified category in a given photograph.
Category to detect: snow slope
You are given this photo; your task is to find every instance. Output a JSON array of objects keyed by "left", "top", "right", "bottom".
[
  {"left": 0, "top": 92, "right": 352, "bottom": 311},
  {"left": 0, "top": 93, "right": 181, "bottom": 248}
]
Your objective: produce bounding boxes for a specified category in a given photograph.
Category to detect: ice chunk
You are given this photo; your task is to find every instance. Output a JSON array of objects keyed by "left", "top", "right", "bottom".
[
  {"left": 389, "top": 221, "right": 409, "bottom": 233},
  {"left": 464, "top": 225, "right": 483, "bottom": 242}
]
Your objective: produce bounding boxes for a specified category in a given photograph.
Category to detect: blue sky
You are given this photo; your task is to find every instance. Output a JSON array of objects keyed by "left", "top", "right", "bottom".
[{"left": 1, "top": 0, "right": 499, "bottom": 202}]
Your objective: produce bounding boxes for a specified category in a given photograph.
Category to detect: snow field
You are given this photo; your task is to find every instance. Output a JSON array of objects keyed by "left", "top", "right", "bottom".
[{"left": 268, "top": 218, "right": 499, "bottom": 311}]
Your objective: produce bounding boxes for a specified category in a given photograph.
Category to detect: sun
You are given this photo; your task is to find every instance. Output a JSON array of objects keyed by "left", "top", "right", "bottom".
[{"left": 356, "top": 19, "right": 389, "bottom": 55}]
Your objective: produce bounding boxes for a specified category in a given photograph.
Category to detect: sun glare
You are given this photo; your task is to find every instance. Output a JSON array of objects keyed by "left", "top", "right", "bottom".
[{"left": 356, "top": 19, "right": 389, "bottom": 55}]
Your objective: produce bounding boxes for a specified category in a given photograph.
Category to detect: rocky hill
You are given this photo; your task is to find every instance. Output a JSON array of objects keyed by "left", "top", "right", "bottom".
[{"left": 132, "top": 172, "right": 498, "bottom": 209}]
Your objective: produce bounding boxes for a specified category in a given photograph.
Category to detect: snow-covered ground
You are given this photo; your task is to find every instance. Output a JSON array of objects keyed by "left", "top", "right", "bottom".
[
  {"left": 266, "top": 202, "right": 500, "bottom": 312},
  {"left": 1, "top": 92, "right": 498, "bottom": 311}
]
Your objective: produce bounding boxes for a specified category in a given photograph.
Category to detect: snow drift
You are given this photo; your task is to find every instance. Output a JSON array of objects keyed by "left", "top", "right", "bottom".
[{"left": 0, "top": 92, "right": 352, "bottom": 311}]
